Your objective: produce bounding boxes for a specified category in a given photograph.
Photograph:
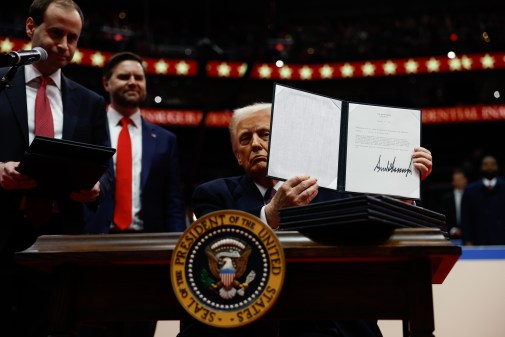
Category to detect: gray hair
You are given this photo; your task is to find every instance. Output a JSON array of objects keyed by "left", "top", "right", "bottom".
[{"left": 229, "top": 103, "right": 272, "bottom": 145}]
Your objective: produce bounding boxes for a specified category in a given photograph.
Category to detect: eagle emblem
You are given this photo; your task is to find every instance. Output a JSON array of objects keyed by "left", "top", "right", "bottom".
[{"left": 203, "top": 238, "right": 256, "bottom": 300}]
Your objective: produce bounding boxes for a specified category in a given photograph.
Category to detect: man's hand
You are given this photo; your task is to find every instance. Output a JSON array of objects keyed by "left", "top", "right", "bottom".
[
  {"left": 265, "top": 175, "right": 318, "bottom": 229},
  {"left": 70, "top": 181, "right": 100, "bottom": 203},
  {"left": 412, "top": 147, "right": 433, "bottom": 181},
  {"left": 0, "top": 161, "right": 37, "bottom": 190}
]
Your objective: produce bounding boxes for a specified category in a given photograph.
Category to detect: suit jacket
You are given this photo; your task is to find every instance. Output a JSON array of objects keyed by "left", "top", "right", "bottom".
[
  {"left": 188, "top": 174, "right": 382, "bottom": 337},
  {"left": 0, "top": 66, "right": 111, "bottom": 253},
  {"left": 461, "top": 177, "right": 505, "bottom": 245},
  {"left": 86, "top": 117, "right": 186, "bottom": 233},
  {"left": 439, "top": 190, "right": 459, "bottom": 236}
]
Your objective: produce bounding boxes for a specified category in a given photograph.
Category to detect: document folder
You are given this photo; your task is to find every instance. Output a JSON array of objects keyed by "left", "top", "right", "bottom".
[
  {"left": 17, "top": 136, "right": 116, "bottom": 196},
  {"left": 279, "top": 194, "right": 447, "bottom": 244},
  {"left": 267, "top": 83, "right": 422, "bottom": 199}
]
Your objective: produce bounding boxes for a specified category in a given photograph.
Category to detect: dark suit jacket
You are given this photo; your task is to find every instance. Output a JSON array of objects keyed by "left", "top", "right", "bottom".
[
  {"left": 461, "top": 177, "right": 505, "bottom": 245},
  {"left": 86, "top": 118, "right": 186, "bottom": 233},
  {"left": 188, "top": 174, "right": 382, "bottom": 337},
  {"left": 439, "top": 190, "right": 459, "bottom": 236},
  {"left": 0, "top": 66, "right": 111, "bottom": 253}
]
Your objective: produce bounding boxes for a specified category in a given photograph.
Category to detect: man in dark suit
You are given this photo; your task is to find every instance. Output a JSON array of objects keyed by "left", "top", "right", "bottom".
[
  {"left": 80, "top": 52, "right": 186, "bottom": 337},
  {"left": 461, "top": 155, "right": 505, "bottom": 245},
  {"left": 439, "top": 168, "right": 468, "bottom": 240},
  {"left": 182, "top": 102, "right": 433, "bottom": 337},
  {"left": 85, "top": 51, "right": 186, "bottom": 235},
  {"left": 0, "top": 1, "right": 111, "bottom": 336}
]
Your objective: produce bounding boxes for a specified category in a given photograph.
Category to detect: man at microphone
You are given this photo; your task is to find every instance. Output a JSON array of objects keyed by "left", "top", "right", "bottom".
[{"left": 0, "top": 1, "right": 111, "bottom": 336}]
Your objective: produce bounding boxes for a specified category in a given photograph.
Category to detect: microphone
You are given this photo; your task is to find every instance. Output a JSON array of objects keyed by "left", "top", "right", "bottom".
[{"left": 0, "top": 47, "right": 48, "bottom": 67}]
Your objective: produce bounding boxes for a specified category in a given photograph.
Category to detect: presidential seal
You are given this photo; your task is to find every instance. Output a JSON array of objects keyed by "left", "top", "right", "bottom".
[{"left": 170, "top": 210, "right": 285, "bottom": 328}]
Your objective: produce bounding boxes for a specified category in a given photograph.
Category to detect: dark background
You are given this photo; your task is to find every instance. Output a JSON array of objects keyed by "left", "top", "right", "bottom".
[{"left": 2, "top": 0, "right": 505, "bottom": 213}]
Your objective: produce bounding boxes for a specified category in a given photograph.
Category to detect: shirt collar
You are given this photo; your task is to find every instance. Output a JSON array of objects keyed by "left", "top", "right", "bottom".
[
  {"left": 483, "top": 177, "right": 497, "bottom": 187},
  {"left": 108, "top": 106, "right": 142, "bottom": 128},
  {"left": 25, "top": 64, "right": 61, "bottom": 90}
]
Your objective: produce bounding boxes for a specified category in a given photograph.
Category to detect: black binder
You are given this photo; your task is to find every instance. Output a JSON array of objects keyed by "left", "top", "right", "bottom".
[
  {"left": 279, "top": 194, "right": 447, "bottom": 244},
  {"left": 17, "top": 136, "right": 116, "bottom": 196}
]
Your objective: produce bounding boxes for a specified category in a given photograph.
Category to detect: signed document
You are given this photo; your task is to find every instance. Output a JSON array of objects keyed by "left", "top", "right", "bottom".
[{"left": 267, "top": 83, "right": 421, "bottom": 199}]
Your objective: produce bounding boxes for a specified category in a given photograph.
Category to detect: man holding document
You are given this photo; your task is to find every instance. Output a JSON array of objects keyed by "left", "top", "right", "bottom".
[
  {"left": 0, "top": 1, "right": 111, "bottom": 335},
  {"left": 184, "top": 101, "right": 432, "bottom": 337}
]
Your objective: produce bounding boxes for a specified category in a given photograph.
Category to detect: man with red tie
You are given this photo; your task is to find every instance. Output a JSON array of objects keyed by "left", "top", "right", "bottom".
[
  {"left": 0, "top": 1, "right": 112, "bottom": 336},
  {"left": 79, "top": 52, "right": 186, "bottom": 337},
  {"left": 87, "top": 51, "right": 186, "bottom": 235}
]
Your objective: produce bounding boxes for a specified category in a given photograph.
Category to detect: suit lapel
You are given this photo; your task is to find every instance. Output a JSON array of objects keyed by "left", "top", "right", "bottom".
[
  {"left": 141, "top": 118, "right": 155, "bottom": 190},
  {"left": 234, "top": 175, "right": 264, "bottom": 210},
  {"left": 61, "top": 75, "right": 78, "bottom": 139},
  {"left": 4, "top": 67, "right": 30, "bottom": 145}
]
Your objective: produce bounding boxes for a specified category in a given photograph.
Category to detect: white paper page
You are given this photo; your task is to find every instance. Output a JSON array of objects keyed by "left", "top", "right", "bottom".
[
  {"left": 344, "top": 103, "right": 421, "bottom": 198},
  {"left": 267, "top": 85, "right": 341, "bottom": 189}
]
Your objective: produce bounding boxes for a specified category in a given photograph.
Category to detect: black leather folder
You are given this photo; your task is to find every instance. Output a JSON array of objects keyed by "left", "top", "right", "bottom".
[
  {"left": 279, "top": 194, "right": 447, "bottom": 244},
  {"left": 17, "top": 136, "right": 115, "bottom": 196}
]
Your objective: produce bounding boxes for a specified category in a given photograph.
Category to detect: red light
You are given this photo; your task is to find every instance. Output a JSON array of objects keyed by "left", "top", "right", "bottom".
[
  {"left": 450, "top": 33, "right": 458, "bottom": 42},
  {"left": 114, "top": 34, "right": 123, "bottom": 42},
  {"left": 275, "top": 43, "right": 285, "bottom": 52}
]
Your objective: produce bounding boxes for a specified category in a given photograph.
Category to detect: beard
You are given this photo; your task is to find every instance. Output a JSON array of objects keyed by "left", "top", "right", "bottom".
[
  {"left": 482, "top": 171, "right": 498, "bottom": 180},
  {"left": 112, "top": 90, "right": 145, "bottom": 108}
]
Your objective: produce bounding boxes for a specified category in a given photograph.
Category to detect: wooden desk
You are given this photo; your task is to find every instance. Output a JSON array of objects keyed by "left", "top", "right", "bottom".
[{"left": 15, "top": 228, "right": 460, "bottom": 337}]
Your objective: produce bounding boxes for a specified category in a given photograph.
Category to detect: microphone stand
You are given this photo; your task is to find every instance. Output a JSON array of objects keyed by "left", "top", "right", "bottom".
[{"left": 0, "top": 65, "right": 19, "bottom": 93}]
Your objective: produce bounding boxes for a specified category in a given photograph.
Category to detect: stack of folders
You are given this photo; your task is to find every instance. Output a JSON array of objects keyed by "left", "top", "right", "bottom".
[{"left": 278, "top": 194, "right": 447, "bottom": 244}]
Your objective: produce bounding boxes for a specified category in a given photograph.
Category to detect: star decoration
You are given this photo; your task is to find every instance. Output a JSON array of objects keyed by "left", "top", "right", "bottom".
[
  {"left": 154, "top": 60, "right": 169, "bottom": 74},
  {"left": 319, "top": 65, "right": 333, "bottom": 79},
  {"left": 405, "top": 59, "right": 419, "bottom": 74},
  {"left": 461, "top": 55, "right": 472, "bottom": 70},
  {"left": 383, "top": 60, "right": 397, "bottom": 75},
  {"left": 299, "top": 66, "right": 313, "bottom": 80},
  {"left": 426, "top": 58, "right": 441, "bottom": 72},
  {"left": 238, "top": 63, "right": 248, "bottom": 77},
  {"left": 481, "top": 54, "right": 495, "bottom": 69},
  {"left": 279, "top": 66, "right": 293, "bottom": 79},
  {"left": 340, "top": 63, "right": 354, "bottom": 77},
  {"left": 362, "top": 62, "right": 376, "bottom": 76},
  {"left": 258, "top": 64, "right": 272, "bottom": 78},
  {"left": 91, "top": 52, "right": 105, "bottom": 67},
  {"left": 176, "top": 61, "right": 190, "bottom": 75},
  {"left": 0, "top": 38, "right": 14, "bottom": 52},
  {"left": 217, "top": 63, "right": 231, "bottom": 77},
  {"left": 71, "top": 49, "right": 83, "bottom": 64},
  {"left": 449, "top": 58, "right": 462, "bottom": 71}
]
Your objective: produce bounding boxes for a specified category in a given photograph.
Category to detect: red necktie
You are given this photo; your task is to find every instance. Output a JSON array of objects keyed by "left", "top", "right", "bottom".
[
  {"left": 34, "top": 76, "right": 54, "bottom": 137},
  {"left": 113, "top": 117, "right": 133, "bottom": 229}
]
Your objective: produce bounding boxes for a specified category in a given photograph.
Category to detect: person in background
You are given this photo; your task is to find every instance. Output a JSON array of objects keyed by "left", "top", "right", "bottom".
[
  {"left": 181, "top": 102, "right": 433, "bottom": 337},
  {"left": 0, "top": 0, "right": 112, "bottom": 336},
  {"left": 86, "top": 51, "right": 186, "bottom": 235},
  {"left": 80, "top": 51, "right": 186, "bottom": 337},
  {"left": 439, "top": 168, "right": 468, "bottom": 241},
  {"left": 461, "top": 155, "right": 505, "bottom": 245}
]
